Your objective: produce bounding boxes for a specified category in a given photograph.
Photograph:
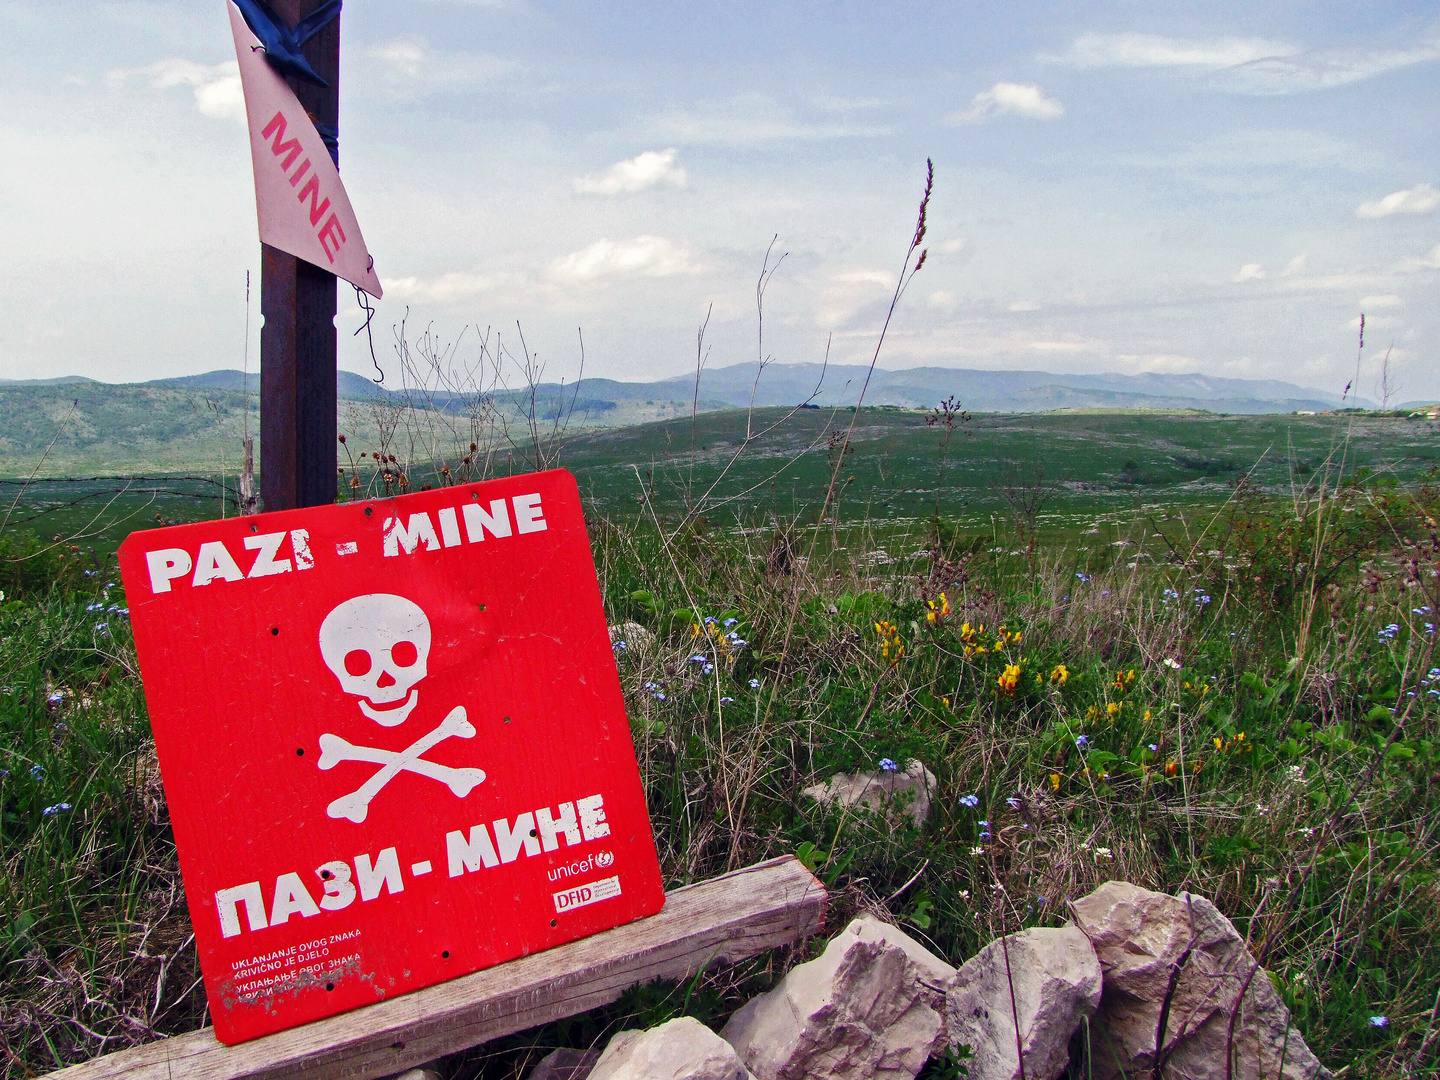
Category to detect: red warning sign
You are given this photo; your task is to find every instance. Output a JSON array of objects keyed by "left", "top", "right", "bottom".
[{"left": 117, "top": 470, "right": 664, "bottom": 1045}]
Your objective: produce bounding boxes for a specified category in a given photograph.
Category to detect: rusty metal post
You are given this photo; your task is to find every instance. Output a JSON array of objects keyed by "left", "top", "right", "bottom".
[{"left": 260, "top": 0, "right": 340, "bottom": 512}]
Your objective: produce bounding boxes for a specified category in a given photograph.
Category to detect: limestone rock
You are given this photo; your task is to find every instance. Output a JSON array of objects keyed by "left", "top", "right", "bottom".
[
  {"left": 945, "top": 925, "right": 1102, "bottom": 1080},
  {"left": 1071, "top": 881, "right": 1330, "bottom": 1080},
  {"left": 590, "top": 1017, "right": 755, "bottom": 1080},
  {"left": 527, "top": 1048, "right": 601, "bottom": 1080},
  {"left": 608, "top": 622, "right": 657, "bottom": 654},
  {"left": 802, "top": 760, "right": 936, "bottom": 828},
  {"left": 723, "top": 914, "right": 957, "bottom": 1080}
]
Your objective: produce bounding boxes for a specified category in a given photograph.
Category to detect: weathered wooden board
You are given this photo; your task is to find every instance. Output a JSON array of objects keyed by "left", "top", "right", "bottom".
[{"left": 46, "top": 857, "right": 825, "bottom": 1080}]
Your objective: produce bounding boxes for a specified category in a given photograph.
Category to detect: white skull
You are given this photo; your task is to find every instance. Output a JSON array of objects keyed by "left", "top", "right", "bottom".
[{"left": 319, "top": 593, "right": 431, "bottom": 727}]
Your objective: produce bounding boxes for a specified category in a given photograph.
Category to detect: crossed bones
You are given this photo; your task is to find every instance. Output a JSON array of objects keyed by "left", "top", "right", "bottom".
[{"left": 318, "top": 706, "right": 486, "bottom": 823}]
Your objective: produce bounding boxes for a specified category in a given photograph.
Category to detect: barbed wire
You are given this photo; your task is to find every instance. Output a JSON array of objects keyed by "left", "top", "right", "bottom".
[{"left": 0, "top": 476, "right": 238, "bottom": 526}]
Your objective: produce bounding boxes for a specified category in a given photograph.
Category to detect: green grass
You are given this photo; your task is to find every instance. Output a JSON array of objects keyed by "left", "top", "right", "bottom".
[{"left": 2, "top": 412, "right": 1438, "bottom": 1078}]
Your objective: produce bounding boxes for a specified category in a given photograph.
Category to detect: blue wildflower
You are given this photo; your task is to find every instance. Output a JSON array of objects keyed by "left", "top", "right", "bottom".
[
  {"left": 1006, "top": 796, "right": 1022, "bottom": 809},
  {"left": 30, "top": 765, "right": 42, "bottom": 779},
  {"left": 1076, "top": 573, "right": 1090, "bottom": 583},
  {"left": 879, "top": 758, "right": 899, "bottom": 772},
  {"left": 719, "top": 696, "right": 734, "bottom": 706},
  {"left": 689, "top": 654, "right": 707, "bottom": 664},
  {"left": 1370, "top": 1016, "right": 1388, "bottom": 1028},
  {"left": 42, "top": 803, "right": 71, "bottom": 816},
  {"left": 723, "top": 618, "right": 739, "bottom": 627},
  {"left": 749, "top": 678, "right": 760, "bottom": 689},
  {"left": 1075, "top": 734, "right": 1090, "bottom": 748},
  {"left": 958, "top": 794, "right": 979, "bottom": 807}
]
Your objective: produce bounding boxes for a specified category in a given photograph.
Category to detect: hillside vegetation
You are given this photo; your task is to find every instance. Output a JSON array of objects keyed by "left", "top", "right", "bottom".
[{"left": 1, "top": 408, "right": 1437, "bottom": 1079}]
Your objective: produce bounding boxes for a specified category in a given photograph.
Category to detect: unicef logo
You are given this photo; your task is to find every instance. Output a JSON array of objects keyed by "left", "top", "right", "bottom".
[{"left": 595, "top": 850, "right": 615, "bottom": 868}]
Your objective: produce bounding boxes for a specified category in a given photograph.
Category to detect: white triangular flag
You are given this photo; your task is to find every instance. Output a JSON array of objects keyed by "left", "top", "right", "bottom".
[{"left": 227, "top": 0, "right": 382, "bottom": 298}]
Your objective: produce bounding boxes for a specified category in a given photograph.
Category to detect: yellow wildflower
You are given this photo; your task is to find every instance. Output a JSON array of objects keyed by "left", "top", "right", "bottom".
[
  {"left": 925, "top": 593, "right": 950, "bottom": 625},
  {"left": 1107, "top": 701, "right": 1121, "bottom": 720},
  {"left": 997, "top": 663, "right": 1022, "bottom": 695},
  {"left": 875, "top": 620, "right": 905, "bottom": 663},
  {"left": 1050, "top": 771, "right": 1061, "bottom": 792}
]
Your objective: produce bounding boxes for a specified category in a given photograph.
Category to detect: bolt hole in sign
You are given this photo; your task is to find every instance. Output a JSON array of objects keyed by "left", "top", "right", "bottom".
[{"left": 118, "top": 471, "right": 664, "bottom": 1044}]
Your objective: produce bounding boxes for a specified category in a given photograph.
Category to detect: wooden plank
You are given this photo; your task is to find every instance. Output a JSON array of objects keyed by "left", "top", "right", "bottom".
[{"left": 46, "top": 857, "right": 825, "bottom": 1080}]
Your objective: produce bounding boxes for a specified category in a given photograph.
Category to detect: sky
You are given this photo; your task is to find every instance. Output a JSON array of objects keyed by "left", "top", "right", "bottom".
[{"left": 1, "top": 1, "right": 1438, "bottom": 401}]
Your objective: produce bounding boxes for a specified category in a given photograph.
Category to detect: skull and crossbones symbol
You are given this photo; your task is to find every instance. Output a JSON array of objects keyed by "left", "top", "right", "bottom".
[{"left": 316, "top": 593, "right": 485, "bottom": 823}]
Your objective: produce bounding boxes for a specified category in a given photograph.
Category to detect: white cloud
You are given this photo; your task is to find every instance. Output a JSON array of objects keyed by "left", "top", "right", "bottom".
[
  {"left": 1008, "top": 300, "right": 1041, "bottom": 312},
  {"left": 938, "top": 238, "right": 967, "bottom": 255},
  {"left": 1227, "top": 37, "right": 1440, "bottom": 94},
  {"left": 1360, "top": 294, "right": 1403, "bottom": 308},
  {"left": 1283, "top": 253, "right": 1308, "bottom": 276},
  {"left": 832, "top": 270, "right": 895, "bottom": 288},
  {"left": 1027, "top": 339, "right": 1095, "bottom": 353},
  {"left": 1357, "top": 183, "right": 1440, "bottom": 218},
  {"left": 382, "top": 271, "right": 517, "bottom": 304},
  {"left": 1055, "top": 32, "right": 1296, "bottom": 69},
  {"left": 364, "top": 38, "right": 513, "bottom": 91},
  {"left": 649, "top": 93, "right": 890, "bottom": 144},
  {"left": 1053, "top": 30, "right": 1440, "bottom": 95},
  {"left": 573, "top": 149, "right": 687, "bottom": 195},
  {"left": 1234, "top": 263, "right": 1266, "bottom": 282},
  {"left": 109, "top": 59, "right": 244, "bottom": 123},
  {"left": 946, "top": 82, "right": 1064, "bottom": 124},
  {"left": 815, "top": 270, "right": 897, "bottom": 327},
  {"left": 549, "top": 237, "right": 698, "bottom": 282}
]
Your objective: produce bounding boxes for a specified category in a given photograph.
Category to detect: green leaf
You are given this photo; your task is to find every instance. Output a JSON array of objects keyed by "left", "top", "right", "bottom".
[{"left": 794, "top": 842, "right": 827, "bottom": 873}]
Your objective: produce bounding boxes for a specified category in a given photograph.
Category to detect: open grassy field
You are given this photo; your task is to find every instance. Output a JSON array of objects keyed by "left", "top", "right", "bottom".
[
  {"left": 2, "top": 408, "right": 1438, "bottom": 1078},
  {"left": 6, "top": 406, "right": 1438, "bottom": 555}
]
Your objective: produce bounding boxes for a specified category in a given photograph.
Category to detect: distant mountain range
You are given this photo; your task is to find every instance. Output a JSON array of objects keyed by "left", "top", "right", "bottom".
[{"left": 0, "top": 363, "right": 1382, "bottom": 415}]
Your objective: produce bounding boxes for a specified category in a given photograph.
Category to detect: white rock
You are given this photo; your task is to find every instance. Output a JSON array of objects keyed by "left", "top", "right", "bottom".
[
  {"left": 1070, "top": 881, "right": 1330, "bottom": 1080},
  {"left": 802, "top": 760, "right": 936, "bottom": 828},
  {"left": 590, "top": 1017, "right": 755, "bottom": 1080},
  {"left": 722, "top": 914, "right": 957, "bottom": 1080},
  {"left": 527, "top": 1048, "right": 600, "bottom": 1080},
  {"left": 945, "top": 925, "right": 1102, "bottom": 1080},
  {"left": 608, "top": 622, "right": 656, "bottom": 654}
]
